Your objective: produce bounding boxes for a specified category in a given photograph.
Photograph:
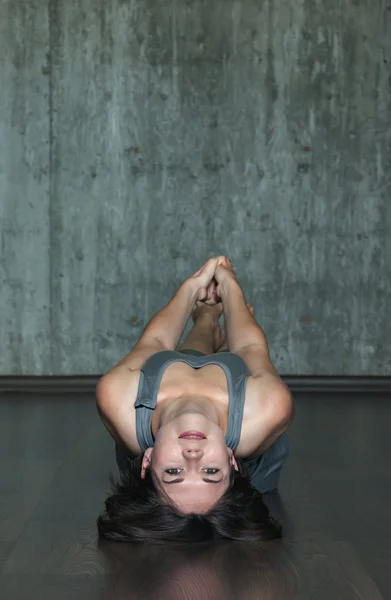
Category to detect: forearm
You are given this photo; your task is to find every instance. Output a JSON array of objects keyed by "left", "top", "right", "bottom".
[
  {"left": 141, "top": 279, "right": 198, "bottom": 350},
  {"left": 220, "top": 279, "right": 269, "bottom": 355}
]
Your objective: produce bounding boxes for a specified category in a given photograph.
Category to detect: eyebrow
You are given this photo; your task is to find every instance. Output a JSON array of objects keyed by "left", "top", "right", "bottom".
[{"left": 162, "top": 478, "right": 223, "bottom": 485}]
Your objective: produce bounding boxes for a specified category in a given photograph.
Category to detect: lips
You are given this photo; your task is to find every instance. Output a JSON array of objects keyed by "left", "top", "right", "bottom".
[{"left": 178, "top": 431, "right": 207, "bottom": 440}]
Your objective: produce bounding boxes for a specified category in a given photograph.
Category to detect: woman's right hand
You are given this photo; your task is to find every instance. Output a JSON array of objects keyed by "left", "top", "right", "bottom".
[{"left": 214, "top": 258, "right": 238, "bottom": 297}]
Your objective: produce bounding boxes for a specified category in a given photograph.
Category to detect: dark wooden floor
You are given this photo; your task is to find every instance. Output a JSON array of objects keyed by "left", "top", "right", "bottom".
[{"left": 0, "top": 392, "right": 390, "bottom": 599}]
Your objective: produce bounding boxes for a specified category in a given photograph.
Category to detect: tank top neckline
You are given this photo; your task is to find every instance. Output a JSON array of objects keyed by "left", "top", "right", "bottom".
[
  {"left": 135, "top": 350, "right": 250, "bottom": 451},
  {"left": 150, "top": 351, "right": 236, "bottom": 436}
]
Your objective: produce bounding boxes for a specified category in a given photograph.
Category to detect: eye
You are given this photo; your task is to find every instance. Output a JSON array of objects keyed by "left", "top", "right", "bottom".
[
  {"left": 165, "top": 468, "right": 182, "bottom": 475},
  {"left": 203, "top": 468, "right": 220, "bottom": 475}
]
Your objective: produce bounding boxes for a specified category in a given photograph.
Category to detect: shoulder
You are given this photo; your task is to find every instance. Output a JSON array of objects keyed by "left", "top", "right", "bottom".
[
  {"left": 96, "top": 365, "right": 143, "bottom": 454},
  {"left": 235, "top": 375, "right": 293, "bottom": 458},
  {"left": 97, "top": 364, "right": 142, "bottom": 409},
  {"left": 244, "top": 374, "right": 292, "bottom": 411}
]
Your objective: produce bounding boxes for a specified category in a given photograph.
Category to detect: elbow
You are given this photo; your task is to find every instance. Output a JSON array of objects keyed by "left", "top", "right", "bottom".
[
  {"left": 96, "top": 374, "right": 116, "bottom": 416},
  {"left": 282, "top": 391, "right": 294, "bottom": 429},
  {"left": 273, "top": 387, "right": 294, "bottom": 432},
  {"left": 96, "top": 375, "right": 107, "bottom": 407}
]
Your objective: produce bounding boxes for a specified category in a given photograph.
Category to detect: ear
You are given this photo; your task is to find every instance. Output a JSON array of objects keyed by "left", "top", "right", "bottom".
[
  {"left": 141, "top": 448, "right": 153, "bottom": 479},
  {"left": 229, "top": 450, "right": 239, "bottom": 472}
]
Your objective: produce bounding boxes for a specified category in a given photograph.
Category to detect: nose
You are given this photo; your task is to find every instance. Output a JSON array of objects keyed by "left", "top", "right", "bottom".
[{"left": 182, "top": 448, "right": 204, "bottom": 459}]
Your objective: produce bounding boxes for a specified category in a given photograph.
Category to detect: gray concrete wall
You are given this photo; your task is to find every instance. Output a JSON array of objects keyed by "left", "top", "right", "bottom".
[{"left": 0, "top": 0, "right": 390, "bottom": 376}]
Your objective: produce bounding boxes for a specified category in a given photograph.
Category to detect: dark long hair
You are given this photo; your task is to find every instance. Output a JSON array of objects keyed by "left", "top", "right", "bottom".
[{"left": 97, "top": 456, "right": 282, "bottom": 543}]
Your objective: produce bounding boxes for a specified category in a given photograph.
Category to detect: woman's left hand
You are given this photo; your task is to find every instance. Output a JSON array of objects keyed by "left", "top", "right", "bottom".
[{"left": 190, "top": 256, "right": 229, "bottom": 305}]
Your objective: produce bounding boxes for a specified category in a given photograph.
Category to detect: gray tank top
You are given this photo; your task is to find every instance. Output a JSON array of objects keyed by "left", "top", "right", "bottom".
[{"left": 134, "top": 350, "right": 251, "bottom": 452}]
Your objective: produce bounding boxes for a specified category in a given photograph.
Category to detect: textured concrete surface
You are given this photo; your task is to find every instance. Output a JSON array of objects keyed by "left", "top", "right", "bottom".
[{"left": 0, "top": 0, "right": 390, "bottom": 375}]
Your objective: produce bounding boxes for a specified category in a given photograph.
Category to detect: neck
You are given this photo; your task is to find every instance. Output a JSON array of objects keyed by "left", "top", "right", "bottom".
[{"left": 152, "top": 396, "right": 227, "bottom": 436}]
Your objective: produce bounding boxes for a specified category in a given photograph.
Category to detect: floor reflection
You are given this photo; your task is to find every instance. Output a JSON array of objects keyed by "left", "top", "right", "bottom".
[{"left": 97, "top": 532, "right": 298, "bottom": 600}]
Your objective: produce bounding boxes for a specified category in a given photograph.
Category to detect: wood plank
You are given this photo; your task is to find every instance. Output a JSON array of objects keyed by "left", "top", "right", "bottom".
[
  {"left": 2, "top": 522, "right": 103, "bottom": 576},
  {"left": 0, "top": 575, "right": 109, "bottom": 600},
  {"left": 29, "top": 415, "right": 116, "bottom": 525},
  {"left": 284, "top": 541, "right": 384, "bottom": 600},
  {"left": 353, "top": 542, "right": 391, "bottom": 600},
  {"left": 0, "top": 392, "right": 389, "bottom": 599},
  {"left": 0, "top": 394, "right": 99, "bottom": 459},
  {"left": 0, "top": 459, "right": 60, "bottom": 543},
  {"left": 0, "top": 542, "right": 15, "bottom": 574}
]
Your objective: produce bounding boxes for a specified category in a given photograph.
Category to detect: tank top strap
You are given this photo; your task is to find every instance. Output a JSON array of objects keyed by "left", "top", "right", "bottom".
[
  {"left": 209, "top": 352, "right": 250, "bottom": 451},
  {"left": 134, "top": 351, "right": 178, "bottom": 450}
]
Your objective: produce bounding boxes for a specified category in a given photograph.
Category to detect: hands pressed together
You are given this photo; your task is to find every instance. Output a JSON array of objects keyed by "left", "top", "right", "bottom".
[{"left": 190, "top": 255, "right": 238, "bottom": 305}]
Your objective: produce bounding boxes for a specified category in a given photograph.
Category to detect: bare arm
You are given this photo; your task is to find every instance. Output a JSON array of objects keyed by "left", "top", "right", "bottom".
[
  {"left": 113, "top": 278, "right": 199, "bottom": 372},
  {"left": 217, "top": 268, "right": 293, "bottom": 454},
  {"left": 219, "top": 277, "right": 270, "bottom": 357}
]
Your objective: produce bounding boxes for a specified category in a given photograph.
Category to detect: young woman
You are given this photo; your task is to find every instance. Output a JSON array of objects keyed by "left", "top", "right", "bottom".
[{"left": 96, "top": 256, "right": 293, "bottom": 543}]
